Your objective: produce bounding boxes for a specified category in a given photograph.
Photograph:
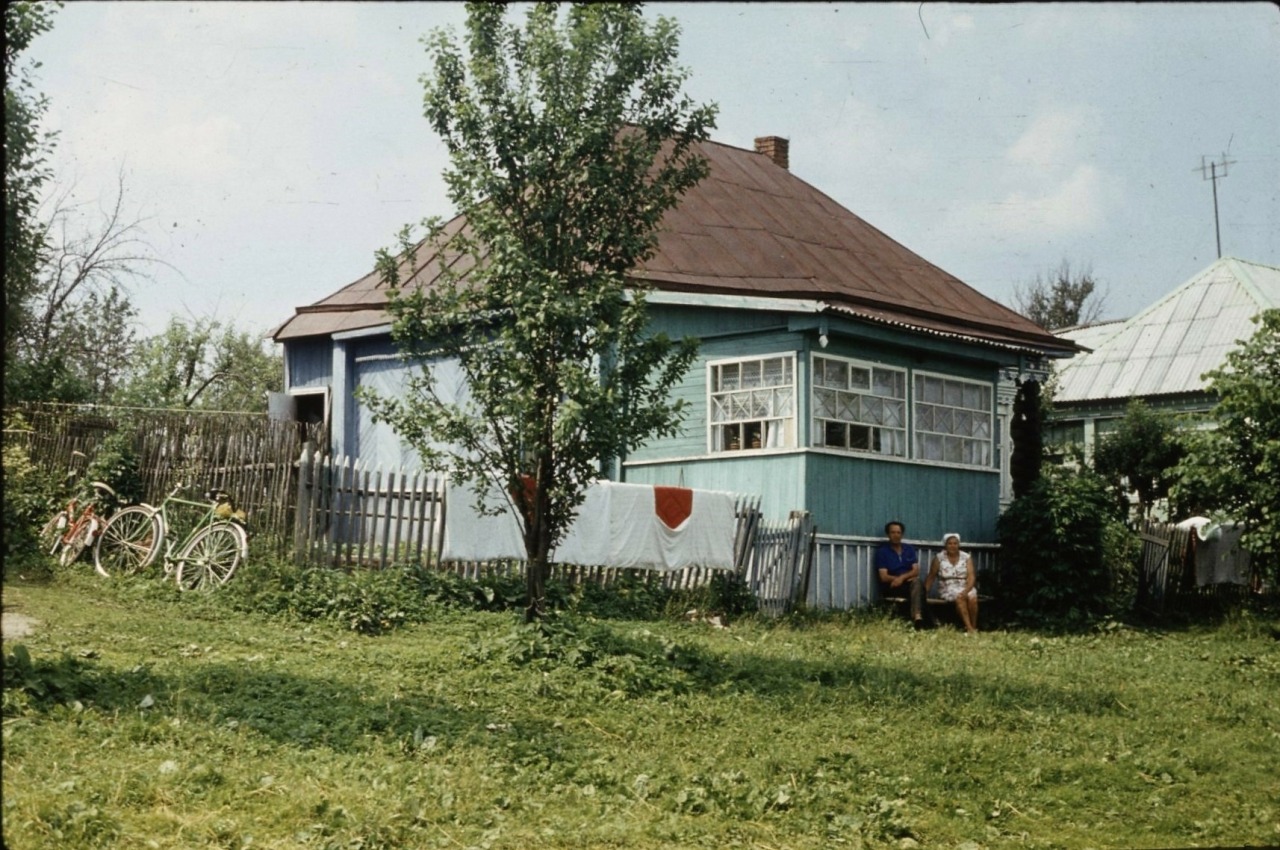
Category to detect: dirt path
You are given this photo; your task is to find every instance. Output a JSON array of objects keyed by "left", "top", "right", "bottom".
[{"left": 1, "top": 608, "right": 39, "bottom": 641}]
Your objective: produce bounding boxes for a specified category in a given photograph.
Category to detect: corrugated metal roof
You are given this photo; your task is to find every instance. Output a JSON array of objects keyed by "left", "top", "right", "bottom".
[
  {"left": 1052, "top": 258, "right": 1280, "bottom": 403},
  {"left": 275, "top": 137, "right": 1075, "bottom": 357}
]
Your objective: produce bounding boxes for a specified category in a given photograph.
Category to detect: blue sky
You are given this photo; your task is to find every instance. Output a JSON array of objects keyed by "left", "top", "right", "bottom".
[{"left": 23, "top": 2, "right": 1280, "bottom": 339}]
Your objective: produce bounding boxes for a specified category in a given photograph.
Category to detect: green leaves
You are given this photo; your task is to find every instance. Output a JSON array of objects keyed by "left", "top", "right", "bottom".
[
  {"left": 364, "top": 3, "right": 717, "bottom": 616},
  {"left": 1172, "top": 309, "right": 1280, "bottom": 577}
]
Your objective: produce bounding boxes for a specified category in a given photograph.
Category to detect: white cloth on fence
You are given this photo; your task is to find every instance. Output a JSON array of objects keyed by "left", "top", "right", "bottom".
[
  {"left": 441, "top": 479, "right": 737, "bottom": 571},
  {"left": 1193, "top": 522, "right": 1251, "bottom": 587},
  {"left": 441, "top": 481, "right": 527, "bottom": 563}
]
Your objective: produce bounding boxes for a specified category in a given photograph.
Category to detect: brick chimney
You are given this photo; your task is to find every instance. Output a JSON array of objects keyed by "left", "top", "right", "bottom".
[{"left": 754, "top": 136, "right": 789, "bottom": 170}]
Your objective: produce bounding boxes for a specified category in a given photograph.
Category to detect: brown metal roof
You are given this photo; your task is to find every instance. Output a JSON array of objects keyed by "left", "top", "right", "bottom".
[{"left": 274, "top": 137, "right": 1074, "bottom": 356}]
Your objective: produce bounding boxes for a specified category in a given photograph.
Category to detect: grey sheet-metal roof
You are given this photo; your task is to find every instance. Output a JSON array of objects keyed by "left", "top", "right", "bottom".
[
  {"left": 1052, "top": 258, "right": 1280, "bottom": 403},
  {"left": 274, "top": 136, "right": 1075, "bottom": 358}
]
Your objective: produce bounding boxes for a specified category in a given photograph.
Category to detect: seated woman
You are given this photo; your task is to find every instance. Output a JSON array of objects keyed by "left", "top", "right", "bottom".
[{"left": 925, "top": 533, "right": 978, "bottom": 633}]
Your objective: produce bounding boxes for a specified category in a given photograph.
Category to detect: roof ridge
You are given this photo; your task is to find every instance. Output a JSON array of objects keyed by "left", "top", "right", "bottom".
[{"left": 1222, "top": 257, "right": 1280, "bottom": 310}]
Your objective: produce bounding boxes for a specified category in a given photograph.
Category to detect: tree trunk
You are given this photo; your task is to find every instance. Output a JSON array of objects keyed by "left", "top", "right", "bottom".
[{"left": 525, "top": 552, "right": 549, "bottom": 623}]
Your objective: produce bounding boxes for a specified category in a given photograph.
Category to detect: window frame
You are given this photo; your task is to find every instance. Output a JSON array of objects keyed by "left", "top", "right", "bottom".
[
  {"left": 706, "top": 352, "right": 797, "bottom": 454},
  {"left": 809, "top": 353, "right": 909, "bottom": 458},
  {"left": 911, "top": 369, "right": 995, "bottom": 468}
]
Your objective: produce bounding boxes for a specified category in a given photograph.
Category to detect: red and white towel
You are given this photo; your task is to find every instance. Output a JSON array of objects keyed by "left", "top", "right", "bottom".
[{"left": 443, "top": 480, "right": 736, "bottom": 571}]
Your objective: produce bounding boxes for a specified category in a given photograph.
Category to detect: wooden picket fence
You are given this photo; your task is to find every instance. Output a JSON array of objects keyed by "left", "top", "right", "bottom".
[
  {"left": 741, "top": 511, "right": 817, "bottom": 617},
  {"left": 292, "top": 448, "right": 773, "bottom": 593},
  {"left": 293, "top": 448, "right": 446, "bottom": 569}
]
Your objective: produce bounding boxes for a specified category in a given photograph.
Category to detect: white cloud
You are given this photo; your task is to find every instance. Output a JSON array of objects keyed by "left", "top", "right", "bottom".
[
  {"left": 1007, "top": 105, "right": 1096, "bottom": 168},
  {"left": 986, "top": 164, "right": 1112, "bottom": 237}
]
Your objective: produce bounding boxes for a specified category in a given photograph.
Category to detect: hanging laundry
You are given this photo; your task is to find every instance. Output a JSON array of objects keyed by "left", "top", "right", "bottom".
[{"left": 441, "top": 479, "right": 737, "bottom": 571}]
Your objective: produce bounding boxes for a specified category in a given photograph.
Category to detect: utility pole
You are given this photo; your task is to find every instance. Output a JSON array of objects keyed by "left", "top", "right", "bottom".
[{"left": 1196, "top": 154, "right": 1235, "bottom": 259}]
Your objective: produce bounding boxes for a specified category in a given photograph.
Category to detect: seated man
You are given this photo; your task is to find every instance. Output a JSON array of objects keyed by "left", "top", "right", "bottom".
[{"left": 875, "top": 520, "right": 927, "bottom": 629}]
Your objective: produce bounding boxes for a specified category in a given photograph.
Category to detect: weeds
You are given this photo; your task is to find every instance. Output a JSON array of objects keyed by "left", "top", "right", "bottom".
[{"left": 5, "top": 567, "right": 1279, "bottom": 849}]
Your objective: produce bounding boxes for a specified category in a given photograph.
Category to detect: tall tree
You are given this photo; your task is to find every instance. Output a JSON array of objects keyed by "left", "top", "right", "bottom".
[
  {"left": 8, "top": 173, "right": 157, "bottom": 404},
  {"left": 3, "top": 0, "right": 58, "bottom": 402},
  {"left": 360, "top": 3, "right": 717, "bottom": 620},
  {"left": 1171, "top": 309, "right": 1280, "bottom": 581},
  {"left": 114, "top": 317, "right": 282, "bottom": 412},
  {"left": 1013, "top": 259, "right": 1107, "bottom": 330}
]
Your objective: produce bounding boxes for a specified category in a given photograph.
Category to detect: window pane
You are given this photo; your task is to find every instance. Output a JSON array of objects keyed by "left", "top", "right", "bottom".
[
  {"left": 741, "top": 360, "right": 761, "bottom": 389},
  {"left": 818, "top": 358, "right": 845, "bottom": 388},
  {"left": 823, "top": 421, "right": 845, "bottom": 448},
  {"left": 936, "top": 408, "right": 953, "bottom": 433},
  {"left": 776, "top": 387, "right": 794, "bottom": 416},
  {"left": 944, "top": 380, "right": 963, "bottom": 407},
  {"left": 884, "top": 400, "right": 905, "bottom": 427},
  {"left": 874, "top": 369, "right": 902, "bottom": 398},
  {"left": 944, "top": 436, "right": 963, "bottom": 463},
  {"left": 814, "top": 388, "right": 836, "bottom": 418},
  {"left": 849, "top": 367, "right": 871, "bottom": 391},
  {"left": 720, "top": 363, "right": 739, "bottom": 391}
]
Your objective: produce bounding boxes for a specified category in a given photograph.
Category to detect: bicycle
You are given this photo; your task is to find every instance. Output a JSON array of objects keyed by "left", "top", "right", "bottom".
[
  {"left": 39, "top": 470, "right": 120, "bottom": 572},
  {"left": 93, "top": 482, "right": 249, "bottom": 591}
]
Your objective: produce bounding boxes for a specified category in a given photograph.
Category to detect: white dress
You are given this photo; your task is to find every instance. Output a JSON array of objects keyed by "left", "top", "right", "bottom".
[{"left": 935, "top": 551, "right": 975, "bottom": 601}]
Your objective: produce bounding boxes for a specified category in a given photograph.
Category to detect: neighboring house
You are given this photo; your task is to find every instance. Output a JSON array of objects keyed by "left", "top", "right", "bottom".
[
  {"left": 1048, "top": 257, "right": 1280, "bottom": 457},
  {"left": 273, "top": 135, "right": 1075, "bottom": 547}
]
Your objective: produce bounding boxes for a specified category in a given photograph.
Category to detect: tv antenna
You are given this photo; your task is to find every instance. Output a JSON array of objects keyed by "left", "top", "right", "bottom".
[{"left": 1196, "top": 153, "right": 1235, "bottom": 258}]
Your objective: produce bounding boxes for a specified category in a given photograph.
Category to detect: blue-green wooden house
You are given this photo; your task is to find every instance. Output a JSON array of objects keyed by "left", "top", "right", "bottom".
[{"left": 273, "top": 135, "right": 1075, "bottom": 566}]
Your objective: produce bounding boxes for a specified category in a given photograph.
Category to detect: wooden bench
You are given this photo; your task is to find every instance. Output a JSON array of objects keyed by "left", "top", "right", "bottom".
[{"left": 880, "top": 594, "right": 997, "bottom": 625}]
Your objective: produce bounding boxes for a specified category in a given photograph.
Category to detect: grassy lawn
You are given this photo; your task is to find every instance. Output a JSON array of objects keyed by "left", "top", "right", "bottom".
[{"left": 3, "top": 572, "right": 1278, "bottom": 849}]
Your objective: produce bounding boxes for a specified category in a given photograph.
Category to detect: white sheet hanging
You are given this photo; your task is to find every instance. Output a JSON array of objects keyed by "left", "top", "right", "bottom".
[
  {"left": 440, "top": 481, "right": 526, "bottom": 562},
  {"left": 441, "top": 479, "right": 737, "bottom": 571}
]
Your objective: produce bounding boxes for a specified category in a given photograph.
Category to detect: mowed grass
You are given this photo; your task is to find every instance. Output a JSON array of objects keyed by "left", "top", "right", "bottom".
[{"left": 3, "top": 574, "right": 1278, "bottom": 849}]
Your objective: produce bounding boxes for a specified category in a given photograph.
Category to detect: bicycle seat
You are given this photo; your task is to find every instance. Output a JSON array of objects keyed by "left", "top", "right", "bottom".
[{"left": 90, "top": 481, "right": 117, "bottom": 498}]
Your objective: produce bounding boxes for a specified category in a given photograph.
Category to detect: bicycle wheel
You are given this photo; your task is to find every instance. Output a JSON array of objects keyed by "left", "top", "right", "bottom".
[
  {"left": 94, "top": 506, "right": 162, "bottom": 578},
  {"left": 40, "top": 512, "right": 68, "bottom": 556},
  {"left": 175, "top": 524, "right": 243, "bottom": 592},
  {"left": 59, "top": 521, "right": 92, "bottom": 567}
]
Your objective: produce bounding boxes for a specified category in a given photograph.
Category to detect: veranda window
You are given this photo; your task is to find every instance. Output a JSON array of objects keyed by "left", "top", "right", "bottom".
[
  {"left": 708, "top": 355, "right": 795, "bottom": 451},
  {"left": 811, "top": 355, "right": 907, "bottom": 457},
  {"left": 913, "top": 372, "right": 994, "bottom": 466}
]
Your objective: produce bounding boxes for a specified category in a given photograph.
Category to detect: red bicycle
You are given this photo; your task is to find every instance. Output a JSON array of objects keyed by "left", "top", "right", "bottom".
[{"left": 39, "top": 479, "right": 119, "bottom": 572}]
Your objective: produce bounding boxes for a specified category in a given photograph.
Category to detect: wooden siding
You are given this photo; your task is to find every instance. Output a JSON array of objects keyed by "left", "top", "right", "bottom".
[
  {"left": 286, "top": 338, "right": 334, "bottom": 390},
  {"left": 805, "top": 452, "right": 1000, "bottom": 540},
  {"left": 628, "top": 327, "right": 804, "bottom": 462}
]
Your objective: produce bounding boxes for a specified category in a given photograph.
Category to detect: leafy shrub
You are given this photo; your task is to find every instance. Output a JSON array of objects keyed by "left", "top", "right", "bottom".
[
  {"left": 83, "top": 428, "right": 144, "bottom": 508},
  {"left": 573, "top": 569, "right": 674, "bottom": 620},
  {"left": 999, "top": 466, "right": 1128, "bottom": 624},
  {"left": 2, "top": 414, "right": 65, "bottom": 576},
  {"left": 671, "top": 570, "right": 758, "bottom": 620}
]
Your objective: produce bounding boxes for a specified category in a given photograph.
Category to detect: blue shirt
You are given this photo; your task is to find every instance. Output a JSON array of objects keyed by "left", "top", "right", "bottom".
[{"left": 874, "top": 542, "right": 918, "bottom": 578}]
